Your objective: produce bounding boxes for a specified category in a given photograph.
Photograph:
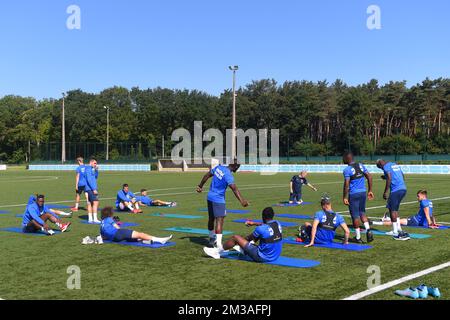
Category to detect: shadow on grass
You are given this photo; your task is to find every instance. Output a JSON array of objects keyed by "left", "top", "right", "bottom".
[{"left": 180, "top": 236, "right": 209, "bottom": 247}]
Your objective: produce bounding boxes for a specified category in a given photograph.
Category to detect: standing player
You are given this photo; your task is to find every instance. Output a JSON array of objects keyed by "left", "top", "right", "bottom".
[
  {"left": 71, "top": 157, "right": 88, "bottom": 212},
  {"left": 289, "top": 171, "right": 318, "bottom": 204},
  {"left": 196, "top": 160, "right": 249, "bottom": 251},
  {"left": 343, "top": 152, "right": 375, "bottom": 243},
  {"left": 85, "top": 157, "right": 100, "bottom": 224},
  {"left": 376, "top": 159, "right": 410, "bottom": 240}
]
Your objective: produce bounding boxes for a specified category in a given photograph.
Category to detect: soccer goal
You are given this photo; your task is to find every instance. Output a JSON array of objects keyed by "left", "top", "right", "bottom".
[{"left": 157, "top": 157, "right": 230, "bottom": 172}]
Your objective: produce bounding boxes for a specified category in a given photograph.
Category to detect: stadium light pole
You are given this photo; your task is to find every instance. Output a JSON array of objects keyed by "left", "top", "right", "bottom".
[
  {"left": 104, "top": 106, "right": 110, "bottom": 161},
  {"left": 61, "top": 93, "right": 66, "bottom": 164},
  {"left": 229, "top": 65, "right": 239, "bottom": 162}
]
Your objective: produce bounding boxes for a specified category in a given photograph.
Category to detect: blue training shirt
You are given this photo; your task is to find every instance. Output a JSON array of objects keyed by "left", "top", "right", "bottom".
[
  {"left": 115, "top": 190, "right": 136, "bottom": 207},
  {"left": 343, "top": 162, "right": 368, "bottom": 195},
  {"left": 207, "top": 165, "right": 235, "bottom": 204},
  {"left": 383, "top": 162, "right": 407, "bottom": 193},
  {"left": 291, "top": 176, "right": 307, "bottom": 194},
  {"left": 76, "top": 164, "right": 87, "bottom": 187},
  {"left": 84, "top": 165, "right": 98, "bottom": 192},
  {"left": 100, "top": 217, "right": 119, "bottom": 240},
  {"left": 21, "top": 195, "right": 55, "bottom": 227},
  {"left": 413, "top": 199, "right": 433, "bottom": 226},
  {"left": 136, "top": 195, "right": 153, "bottom": 206},
  {"left": 252, "top": 220, "right": 283, "bottom": 262},
  {"left": 313, "top": 210, "right": 345, "bottom": 244}
]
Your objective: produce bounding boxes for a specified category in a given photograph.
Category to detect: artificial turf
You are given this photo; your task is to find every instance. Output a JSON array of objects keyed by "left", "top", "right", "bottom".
[{"left": 0, "top": 168, "right": 449, "bottom": 300}]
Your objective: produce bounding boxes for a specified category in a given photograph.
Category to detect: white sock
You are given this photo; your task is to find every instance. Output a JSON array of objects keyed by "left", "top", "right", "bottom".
[
  {"left": 127, "top": 204, "right": 134, "bottom": 211},
  {"left": 135, "top": 203, "right": 140, "bottom": 210},
  {"left": 216, "top": 234, "right": 223, "bottom": 251},
  {"left": 93, "top": 212, "right": 98, "bottom": 221},
  {"left": 88, "top": 212, "right": 93, "bottom": 222},
  {"left": 75, "top": 203, "right": 79, "bottom": 209},
  {"left": 393, "top": 221, "right": 399, "bottom": 234},
  {"left": 151, "top": 236, "right": 171, "bottom": 244},
  {"left": 233, "top": 245, "right": 244, "bottom": 254},
  {"left": 397, "top": 219, "right": 403, "bottom": 232},
  {"left": 56, "top": 222, "right": 62, "bottom": 228},
  {"left": 364, "top": 222, "right": 370, "bottom": 230},
  {"left": 355, "top": 228, "right": 361, "bottom": 240}
]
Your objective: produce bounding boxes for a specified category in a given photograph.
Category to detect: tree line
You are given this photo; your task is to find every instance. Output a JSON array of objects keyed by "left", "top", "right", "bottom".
[{"left": 0, "top": 77, "right": 449, "bottom": 163}]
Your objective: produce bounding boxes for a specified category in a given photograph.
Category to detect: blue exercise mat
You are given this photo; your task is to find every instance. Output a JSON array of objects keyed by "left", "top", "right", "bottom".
[
  {"left": 163, "top": 227, "right": 233, "bottom": 235},
  {"left": 15, "top": 214, "right": 24, "bottom": 218},
  {"left": 199, "top": 208, "right": 251, "bottom": 214},
  {"left": 273, "top": 202, "right": 312, "bottom": 207},
  {"left": 352, "top": 228, "right": 431, "bottom": 239},
  {"left": 283, "top": 237, "right": 373, "bottom": 251},
  {"left": 104, "top": 240, "right": 176, "bottom": 248},
  {"left": 46, "top": 204, "right": 72, "bottom": 209},
  {"left": 0, "top": 227, "right": 61, "bottom": 236},
  {"left": 404, "top": 225, "right": 449, "bottom": 230},
  {"left": 220, "top": 251, "right": 320, "bottom": 268},
  {"left": 276, "top": 214, "right": 312, "bottom": 220},
  {"left": 0, "top": 210, "right": 11, "bottom": 214},
  {"left": 232, "top": 219, "right": 298, "bottom": 228},
  {"left": 150, "top": 213, "right": 202, "bottom": 219}
]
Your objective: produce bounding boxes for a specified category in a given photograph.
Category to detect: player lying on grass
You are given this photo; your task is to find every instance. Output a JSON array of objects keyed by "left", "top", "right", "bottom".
[
  {"left": 100, "top": 207, "right": 172, "bottom": 244},
  {"left": 197, "top": 159, "right": 249, "bottom": 251},
  {"left": 22, "top": 195, "right": 71, "bottom": 235},
  {"left": 115, "top": 184, "right": 143, "bottom": 213},
  {"left": 203, "top": 207, "right": 282, "bottom": 262},
  {"left": 136, "top": 189, "right": 177, "bottom": 207},
  {"left": 71, "top": 156, "right": 89, "bottom": 212},
  {"left": 289, "top": 171, "right": 317, "bottom": 204},
  {"left": 298, "top": 195, "right": 350, "bottom": 247},
  {"left": 373, "top": 190, "right": 441, "bottom": 229},
  {"left": 342, "top": 152, "right": 374, "bottom": 243}
]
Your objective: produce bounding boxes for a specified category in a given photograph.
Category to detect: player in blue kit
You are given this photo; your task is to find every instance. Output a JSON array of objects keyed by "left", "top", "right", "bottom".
[
  {"left": 376, "top": 159, "right": 410, "bottom": 240},
  {"left": 299, "top": 195, "right": 350, "bottom": 247},
  {"left": 289, "top": 171, "right": 317, "bottom": 204},
  {"left": 374, "top": 190, "right": 440, "bottom": 228},
  {"left": 71, "top": 157, "right": 89, "bottom": 212},
  {"left": 136, "top": 189, "right": 177, "bottom": 208},
  {"left": 84, "top": 157, "right": 100, "bottom": 224},
  {"left": 22, "top": 195, "right": 72, "bottom": 235},
  {"left": 342, "top": 152, "right": 375, "bottom": 243},
  {"left": 203, "top": 207, "right": 282, "bottom": 262},
  {"left": 196, "top": 160, "right": 249, "bottom": 251},
  {"left": 100, "top": 207, "right": 172, "bottom": 244},
  {"left": 115, "top": 184, "right": 143, "bottom": 213}
]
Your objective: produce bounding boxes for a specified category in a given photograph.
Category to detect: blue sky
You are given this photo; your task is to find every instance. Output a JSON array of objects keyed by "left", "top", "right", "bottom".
[{"left": 0, "top": 0, "right": 449, "bottom": 99}]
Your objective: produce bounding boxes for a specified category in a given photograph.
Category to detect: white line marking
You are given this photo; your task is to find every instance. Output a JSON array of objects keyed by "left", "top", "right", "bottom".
[{"left": 343, "top": 261, "right": 450, "bottom": 300}]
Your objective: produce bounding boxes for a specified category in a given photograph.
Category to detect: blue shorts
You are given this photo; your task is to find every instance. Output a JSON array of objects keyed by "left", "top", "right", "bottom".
[
  {"left": 243, "top": 243, "right": 264, "bottom": 262},
  {"left": 387, "top": 190, "right": 407, "bottom": 212},
  {"left": 207, "top": 200, "right": 226, "bottom": 218},
  {"left": 349, "top": 192, "right": 367, "bottom": 220},
  {"left": 112, "top": 229, "right": 134, "bottom": 242},
  {"left": 22, "top": 224, "right": 38, "bottom": 233},
  {"left": 289, "top": 192, "right": 302, "bottom": 202},
  {"left": 87, "top": 191, "right": 99, "bottom": 203},
  {"left": 76, "top": 186, "right": 86, "bottom": 195}
]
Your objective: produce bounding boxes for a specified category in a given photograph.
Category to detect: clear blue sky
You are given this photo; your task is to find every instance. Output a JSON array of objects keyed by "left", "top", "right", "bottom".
[{"left": 0, "top": 0, "right": 449, "bottom": 99}]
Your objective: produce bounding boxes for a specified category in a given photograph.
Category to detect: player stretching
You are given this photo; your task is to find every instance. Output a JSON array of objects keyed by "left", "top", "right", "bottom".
[
  {"left": 85, "top": 157, "right": 100, "bottom": 224},
  {"left": 376, "top": 159, "right": 410, "bottom": 240},
  {"left": 71, "top": 157, "right": 88, "bottom": 212},
  {"left": 289, "top": 171, "right": 317, "bottom": 204},
  {"left": 196, "top": 160, "right": 249, "bottom": 251},
  {"left": 343, "top": 152, "right": 374, "bottom": 243},
  {"left": 116, "top": 184, "right": 143, "bottom": 213},
  {"left": 136, "top": 189, "right": 177, "bottom": 207}
]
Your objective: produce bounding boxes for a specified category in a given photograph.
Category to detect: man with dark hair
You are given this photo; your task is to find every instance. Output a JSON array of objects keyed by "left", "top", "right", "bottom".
[
  {"left": 196, "top": 159, "right": 249, "bottom": 251},
  {"left": 203, "top": 207, "right": 283, "bottom": 263},
  {"left": 342, "top": 152, "right": 374, "bottom": 243},
  {"left": 71, "top": 156, "right": 88, "bottom": 212},
  {"left": 115, "top": 184, "right": 142, "bottom": 213},
  {"left": 300, "top": 195, "right": 350, "bottom": 247},
  {"left": 376, "top": 159, "right": 410, "bottom": 240},
  {"left": 85, "top": 157, "right": 100, "bottom": 223},
  {"left": 136, "top": 189, "right": 176, "bottom": 207},
  {"left": 22, "top": 195, "right": 71, "bottom": 235}
]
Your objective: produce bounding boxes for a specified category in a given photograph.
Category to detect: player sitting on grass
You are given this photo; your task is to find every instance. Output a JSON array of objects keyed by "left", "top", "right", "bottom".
[
  {"left": 22, "top": 195, "right": 71, "bottom": 235},
  {"left": 136, "top": 189, "right": 177, "bottom": 207},
  {"left": 115, "top": 184, "right": 143, "bottom": 213},
  {"left": 298, "top": 195, "right": 350, "bottom": 247},
  {"left": 100, "top": 207, "right": 172, "bottom": 244},
  {"left": 203, "top": 207, "right": 282, "bottom": 262},
  {"left": 289, "top": 171, "right": 318, "bottom": 204},
  {"left": 373, "top": 190, "right": 440, "bottom": 229}
]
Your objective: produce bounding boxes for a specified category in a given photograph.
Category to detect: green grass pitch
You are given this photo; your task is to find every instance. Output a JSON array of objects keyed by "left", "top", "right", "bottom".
[{"left": 0, "top": 168, "right": 449, "bottom": 300}]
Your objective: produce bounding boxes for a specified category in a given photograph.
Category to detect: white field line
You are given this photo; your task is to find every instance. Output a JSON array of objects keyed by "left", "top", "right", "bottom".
[
  {"left": 343, "top": 261, "right": 450, "bottom": 300},
  {"left": 0, "top": 176, "right": 59, "bottom": 183}
]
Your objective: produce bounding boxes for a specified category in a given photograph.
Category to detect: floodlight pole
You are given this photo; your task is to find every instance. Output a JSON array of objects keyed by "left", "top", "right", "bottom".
[
  {"left": 61, "top": 93, "right": 66, "bottom": 164},
  {"left": 229, "top": 66, "right": 239, "bottom": 161},
  {"left": 104, "top": 106, "right": 110, "bottom": 161}
]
